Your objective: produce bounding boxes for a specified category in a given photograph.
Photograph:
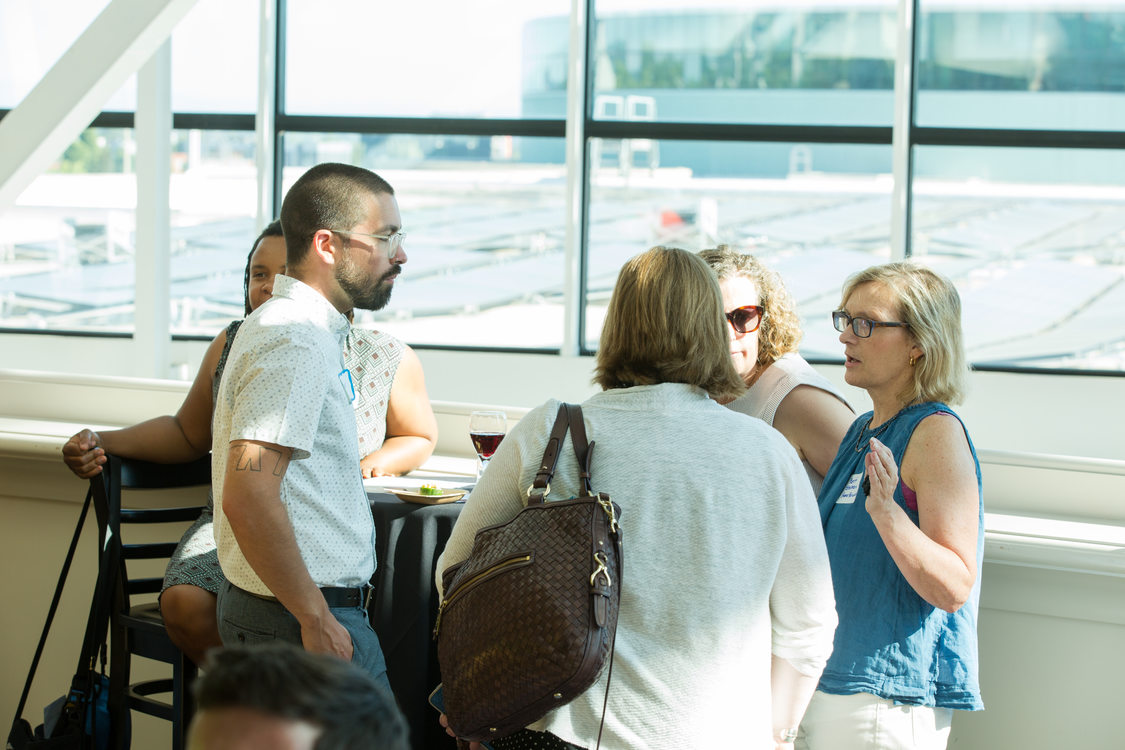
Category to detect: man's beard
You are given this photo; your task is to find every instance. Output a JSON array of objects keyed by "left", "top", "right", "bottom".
[{"left": 337, "top": 253, "right": 397, "bottom": 311}]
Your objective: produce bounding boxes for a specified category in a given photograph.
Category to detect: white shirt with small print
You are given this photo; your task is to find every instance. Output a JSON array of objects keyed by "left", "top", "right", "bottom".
[{"left": 212, "top": 274, "right": 376, "bottom": 596}]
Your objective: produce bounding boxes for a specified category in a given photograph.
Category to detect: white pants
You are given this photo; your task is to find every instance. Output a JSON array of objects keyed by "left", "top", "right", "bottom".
[{"left": 796, "top": 690, "right": 953, "bottom": 750}]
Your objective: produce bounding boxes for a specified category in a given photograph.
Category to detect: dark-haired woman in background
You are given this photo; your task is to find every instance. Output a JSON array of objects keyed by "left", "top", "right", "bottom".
[{"left": 62, "top": 222, "right": 289, "bottom": 664}]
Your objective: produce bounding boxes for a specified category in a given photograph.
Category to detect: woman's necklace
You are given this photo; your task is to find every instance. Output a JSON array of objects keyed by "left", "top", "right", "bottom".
[{"left": 853, "top": 404, "right": 912, "bottom": 453}]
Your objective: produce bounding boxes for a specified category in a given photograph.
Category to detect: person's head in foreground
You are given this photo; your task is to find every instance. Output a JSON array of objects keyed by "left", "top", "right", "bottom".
[
  {"left": 187, "top": 643, "right": 408, "bottom": 750},
  {"left": 594, "top": 244, "right": 745, "bottom": 403}
]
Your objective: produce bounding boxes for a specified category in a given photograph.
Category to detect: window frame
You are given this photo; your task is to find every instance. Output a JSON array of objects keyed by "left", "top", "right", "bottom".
[{"left": 0, "top": 0, "right": 1123, "bottom": 377}]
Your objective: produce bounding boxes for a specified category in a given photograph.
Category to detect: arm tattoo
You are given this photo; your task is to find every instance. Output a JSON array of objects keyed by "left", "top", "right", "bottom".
[{"left": 232, "top": 443, "right": 286, "bottom": 477}]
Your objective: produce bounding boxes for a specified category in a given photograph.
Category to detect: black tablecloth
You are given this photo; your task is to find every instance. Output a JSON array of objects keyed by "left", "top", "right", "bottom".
[{"left": 368, "top": 491, "right": 463, "bottom": 750}]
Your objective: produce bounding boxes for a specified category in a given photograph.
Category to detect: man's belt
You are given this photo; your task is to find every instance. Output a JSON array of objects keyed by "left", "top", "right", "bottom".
[
  {"left": 238, "top": 583, "right": 374, "bottom": 609},
  {"left": 319, "top": 584, "right": 374, "bottom": 609}
]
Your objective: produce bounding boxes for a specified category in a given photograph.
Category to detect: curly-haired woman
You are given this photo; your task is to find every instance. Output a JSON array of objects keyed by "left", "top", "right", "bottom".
[{"left": 700, "top": 247, "right": 854, "bottom": 493}]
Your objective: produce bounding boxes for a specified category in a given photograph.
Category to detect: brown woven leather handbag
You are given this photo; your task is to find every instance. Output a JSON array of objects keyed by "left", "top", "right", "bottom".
[{"left": 434, "top": 403, "right": 623, "bottom": 744}]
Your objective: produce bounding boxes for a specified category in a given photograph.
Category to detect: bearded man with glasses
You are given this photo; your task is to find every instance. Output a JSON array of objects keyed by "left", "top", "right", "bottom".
[{"left": 210, "top": 163, "right": 419, "bottom": 691}]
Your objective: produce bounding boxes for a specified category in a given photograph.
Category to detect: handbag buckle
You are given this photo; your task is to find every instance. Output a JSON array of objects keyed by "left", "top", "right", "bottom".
[
  {"left": 589, "top": 551, "right": 612, "bottom": 588},
  {"left": 597, "top": 493, "right": 618, "bottom": 533}
]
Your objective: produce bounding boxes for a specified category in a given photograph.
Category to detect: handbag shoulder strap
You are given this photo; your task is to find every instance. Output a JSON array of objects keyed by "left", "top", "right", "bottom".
[
  {"left": 528, "top": 402, "right": 598, "bottom": 502},
  {"left": 565, "top": 404, "right": 595, "bottom": 496},
  {"left": 528, "top": 404, "right": 572, "bottom": 504}
]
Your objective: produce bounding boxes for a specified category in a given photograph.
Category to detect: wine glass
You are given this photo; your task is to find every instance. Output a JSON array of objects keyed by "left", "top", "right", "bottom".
[{"left": 468, "top": 410, "right": 507, "bottom": 480}]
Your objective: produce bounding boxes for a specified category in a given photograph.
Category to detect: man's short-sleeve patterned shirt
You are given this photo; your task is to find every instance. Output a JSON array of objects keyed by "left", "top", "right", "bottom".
[{"left": 211, "top": 274, "right": 376, "bottom": 596}]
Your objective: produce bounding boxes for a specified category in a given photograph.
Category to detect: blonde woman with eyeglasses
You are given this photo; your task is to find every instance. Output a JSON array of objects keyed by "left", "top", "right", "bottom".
[
  {"left": 700, "top": 247, "right": 854, "bottom": 495},
  {"left": 798, "top": 262, "right": 984, "bottom": 750}
]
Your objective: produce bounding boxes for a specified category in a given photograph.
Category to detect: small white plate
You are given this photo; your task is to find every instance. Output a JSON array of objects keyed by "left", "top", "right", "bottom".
[{"left": 390, "top": 488, "right": 467, "bottom": 505}]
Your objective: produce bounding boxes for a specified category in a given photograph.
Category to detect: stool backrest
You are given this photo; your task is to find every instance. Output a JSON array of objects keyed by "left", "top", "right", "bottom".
[{"left": 91, "top": 454, "right": 211, "bottom": 602}]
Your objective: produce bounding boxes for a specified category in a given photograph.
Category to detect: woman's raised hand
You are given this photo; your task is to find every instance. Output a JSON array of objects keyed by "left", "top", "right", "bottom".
[{"left": 863, "top": 437, "right": 900, "bottom": 519}]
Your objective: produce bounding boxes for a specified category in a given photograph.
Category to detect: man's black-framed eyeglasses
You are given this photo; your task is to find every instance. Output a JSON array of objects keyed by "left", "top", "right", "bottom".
[
  {"left": 726, "top": 305, "right": 764, "bottom": 334},
  {"left": 329, "top": 229, "right": 406, "bottom": 260},
  {"left": 832, "top": 310, "right": 909, "bottom": 338}
]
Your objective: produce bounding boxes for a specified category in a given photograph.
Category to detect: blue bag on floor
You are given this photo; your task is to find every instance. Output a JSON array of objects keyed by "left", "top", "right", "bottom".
[
  {"left": 7, "top": 672, "right": 123, "bottom": 750},
  {"left": 38, "top": 672, "right": 123, "bottom": 750}
]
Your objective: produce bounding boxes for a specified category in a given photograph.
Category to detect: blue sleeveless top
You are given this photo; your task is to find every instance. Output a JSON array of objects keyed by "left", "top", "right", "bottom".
[{"left": 816, "top": 401, "right": 984, "bottom": 710}]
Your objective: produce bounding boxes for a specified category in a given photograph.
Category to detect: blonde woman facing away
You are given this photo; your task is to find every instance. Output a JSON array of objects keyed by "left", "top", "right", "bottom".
[
  {"left": 700, "top": 247, "right": 854, "bottom": 494},
  {"left": 799, "top": 262, "right": 984, "bottom": 750},
  {"left": 437, "top": 246, "right": 837, "bottom": 750}
]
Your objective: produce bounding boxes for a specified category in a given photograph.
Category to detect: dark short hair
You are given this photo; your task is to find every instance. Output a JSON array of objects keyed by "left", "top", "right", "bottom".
[
  {"left": 594, "top": 246, "right": 745, "bottom": 403},
  {"left": 280, "top": 163, "right": 395, "bottom": 267},
  {"left": 193, "top": 643, "right": 408, "bottom": 750},
  {"left": 243, "top": 220, "right": 284, "bottom": 315}
]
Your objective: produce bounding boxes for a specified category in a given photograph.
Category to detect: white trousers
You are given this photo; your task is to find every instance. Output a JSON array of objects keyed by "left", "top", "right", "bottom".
[{"left": 796, "top": 690, "right": 953, "bottom": 750}]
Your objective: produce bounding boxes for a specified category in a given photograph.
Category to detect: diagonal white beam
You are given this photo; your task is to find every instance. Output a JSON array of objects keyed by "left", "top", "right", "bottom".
[{"left": 0, "top": 0, "right": 199, "bottom": 212}]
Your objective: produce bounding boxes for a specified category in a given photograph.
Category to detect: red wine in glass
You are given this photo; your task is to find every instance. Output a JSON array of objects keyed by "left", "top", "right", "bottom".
[
  {"left": 470, "top": 432, "right": 505, "bottom": 459},
  {"left": 468, "top": 410, "right": 507, "bottom": 479}
]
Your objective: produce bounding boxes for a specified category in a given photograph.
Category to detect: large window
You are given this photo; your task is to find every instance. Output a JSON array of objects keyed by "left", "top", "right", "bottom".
[
  {"left": 285, "top": 0, "right": 569, "bottom": 118},
  {"left": 279, "top": 0, "right": 570, "bottom": 349},
  {"left": 583, "top": 2, "right": 898, "bottom": 126},
  {"left": 912, "top": 0, "right": 1125, "bottom": 370},
  {"left": 0, "top": 1, "right": 111, "bottom": 109},
  {"left": 916, "top": 5, "right": 1125, "bottom": 130},
  {"left": 281, "top": 133, "right": 568, "bottom": 348},
  {"left": 0, "top": 127, "right": 257, "bottom": 334},
  {"left": 1, "top": 0, "right": 1124, "bottom": 372},
  {"left": 0, "top": 0, "right": 259, "bottom": 337},
  {"left": 585, "top": 138, "right": 893, "bottom": 350}
]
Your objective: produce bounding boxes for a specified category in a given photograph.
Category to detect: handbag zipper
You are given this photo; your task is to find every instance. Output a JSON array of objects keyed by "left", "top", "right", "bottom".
[{"left": 433, "top": 554, "right": 532, "bottom": 638}]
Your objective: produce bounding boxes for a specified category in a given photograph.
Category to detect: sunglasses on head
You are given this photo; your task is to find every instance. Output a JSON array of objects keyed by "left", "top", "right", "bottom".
[{"left": 725, "top": 305, "right": 763, "bottom": 334}]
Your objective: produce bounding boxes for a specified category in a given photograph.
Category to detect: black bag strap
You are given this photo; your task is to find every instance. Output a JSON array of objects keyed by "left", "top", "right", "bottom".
[
  {"left": 10, "top": 487, "right": 94, "bottom": 729},
  {"left": 54, "top": 470, "right": 121, "bottom": 747},
  {"left": 84, "top": 467, "right": 120, "bottom": 675}
]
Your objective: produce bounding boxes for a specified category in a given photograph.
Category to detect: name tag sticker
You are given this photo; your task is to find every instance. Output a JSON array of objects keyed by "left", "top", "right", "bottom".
[
  {"left": 338, "top": 368, "right": 356, "bottom": 403},
  {"left": 837, "top": 473, "right": 863, "bottom": 505}
]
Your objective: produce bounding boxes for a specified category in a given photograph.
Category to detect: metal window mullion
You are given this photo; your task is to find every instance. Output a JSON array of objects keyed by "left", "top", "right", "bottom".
[
  {"left": 890, "top": 0, "right": 919, "bottom": 260},
  {"left": 561, "top": 0, "right": 591, "bottom": 357},
  {"left": 272, "top": 0, "right": 287, "bottom": 221},
  {"left": 255, "top": 0, "right": 278, "bottom": 230},
  {"left": 134, "top": 39, "right": 172, "bottom": 379}
]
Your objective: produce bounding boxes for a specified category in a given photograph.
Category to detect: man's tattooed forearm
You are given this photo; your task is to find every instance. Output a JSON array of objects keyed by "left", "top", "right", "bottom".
[{"left": 231, "top": 443, "right": 285, "bottom": 476}]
